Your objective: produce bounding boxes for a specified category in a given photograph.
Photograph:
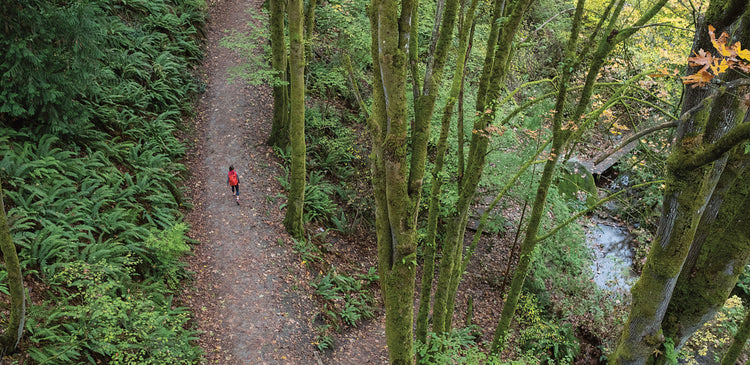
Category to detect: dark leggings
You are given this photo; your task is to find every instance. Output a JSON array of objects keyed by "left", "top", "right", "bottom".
[{"left": 231, "top": 185, "right": 239, "bottom": 196}]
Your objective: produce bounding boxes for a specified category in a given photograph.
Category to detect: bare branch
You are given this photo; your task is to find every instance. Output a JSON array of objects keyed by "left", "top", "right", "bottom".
[
  {"left": 519, "top": 7, "right": 575, "bottom": 43},
  {"left": 593, "top": 120, "right": 678, "bottom": 165},
  {"left": 630, "top": 22, "right": 694, "bottom": 32}
]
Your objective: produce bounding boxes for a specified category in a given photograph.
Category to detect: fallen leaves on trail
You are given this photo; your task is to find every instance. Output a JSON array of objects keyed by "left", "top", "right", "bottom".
[{"left": 178, "top": 0, "right": 320, "bottom": 363}]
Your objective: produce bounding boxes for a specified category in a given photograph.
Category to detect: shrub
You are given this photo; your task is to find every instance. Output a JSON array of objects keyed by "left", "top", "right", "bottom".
[
  {"left": 26, "top": 261, "right": 202, "bottom": 364},
  {"left": 517, "top": 293, "right": 580, "bottom": 364}
]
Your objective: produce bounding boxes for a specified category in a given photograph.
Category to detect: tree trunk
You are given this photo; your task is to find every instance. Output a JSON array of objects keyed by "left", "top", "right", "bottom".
[
  {"left": 659, "top": 152, "right": 750, "bottom": 353},
  {"left": 432, "top": 0, "right": 535, "bottom": 336},
  {"left": 0, "top": 182, "right": 25, "bottom": 355},
  {"left": 721, "top": 306, "right": 750, "bottom": 365},
  {"left": 613, "top": 2, "right": 750, "bottom": 363},
  {"left": 283, "top": 0, "right": 306, "bottom": 239},
  {"left": 415, "top": 0, "right": 478, "bottom": 347},
  {"left": 267, "top": 0, "right": 290, "bottom": 148},
  {"left": 304, "top": 0, "right": 317, "bottom": 69},
  {"left": 368, "top": 0, "right": 416, "bottom": 361}
]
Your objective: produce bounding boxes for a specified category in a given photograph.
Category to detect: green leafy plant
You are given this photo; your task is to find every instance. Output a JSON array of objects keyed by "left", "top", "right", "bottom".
[
  {"left": 663, "top": 337, "right": 679, "bottom": 365},
  {"left": 310, "top": 268, "right": 377, "bottom": 330},
  {"left": 314, "top": 324, "right": 335, "bottom": 351},
  {"left": 517, "top": 293, "right": 580, "bottom": 364},
  {"left": 142, "top": 223, "right": 192, "bottom": 288},
  {"left": 292, "top": 238, "right": 324, "bottom": 266},
  {"left": 0, "top": 0, "right": 206, "bottom": 361},
  {"left": 26, "top": 260, "right": 202, "bottom": 364},
  {"left": 277, "top": 169, "right": 338, "bottom": 223},
  {"left": 416, "top": 326, "right": 500, "bottom": 365}
]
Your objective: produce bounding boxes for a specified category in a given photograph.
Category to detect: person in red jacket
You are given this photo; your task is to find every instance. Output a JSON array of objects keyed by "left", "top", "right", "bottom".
[{"left": 227, "top": 165, "right": 240, "bottom": 205}]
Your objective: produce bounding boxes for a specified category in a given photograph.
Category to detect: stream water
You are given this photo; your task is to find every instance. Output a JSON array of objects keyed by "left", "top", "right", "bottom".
[{"left": 585, "top": 221, "right": 636, "bottom": 294}]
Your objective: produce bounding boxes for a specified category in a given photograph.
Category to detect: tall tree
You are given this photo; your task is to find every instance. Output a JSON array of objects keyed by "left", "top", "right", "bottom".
[
  {"left": 303, "top": 0, "right": 318, "bottom": 68},
  {"left": 0, "top": 181, "right": 25, "bottom": 355},
  {"left": 368, "top": 0, "right": 476, "bottom": 358},
  {"left": 368, "top": 0, "right": 416, "bottom": 359},
  {"left": 267, "top": 0, "right": 290, "bottom": 148},
  {"left": 613, "top": 1, "right": 750, "bottom": 362},
  {"left": 415, "top": 0, "right": 478, "bottom": 346},
  {"left": 283, "top": 0, "right": 307, "bottom": 238}
]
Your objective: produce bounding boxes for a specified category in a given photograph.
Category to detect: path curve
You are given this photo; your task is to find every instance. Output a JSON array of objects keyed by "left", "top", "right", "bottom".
[{"left": 182, "top": 0, "right": 319, "bottom": 363}]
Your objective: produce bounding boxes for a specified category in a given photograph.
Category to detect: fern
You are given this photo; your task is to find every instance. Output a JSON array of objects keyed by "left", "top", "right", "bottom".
[{"left": 1, "top": 0, "right": 207, "bottom": 360}]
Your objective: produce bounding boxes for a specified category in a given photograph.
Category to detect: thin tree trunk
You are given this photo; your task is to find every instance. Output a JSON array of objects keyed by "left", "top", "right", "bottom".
[
  {"left": 415, "top": 0, "right": 478, "bottom": 348},
  {"left": 721, "top": 306, "right": 750, "bottom": 365},
  {"left": 457, "top": 21, "right": 475, "bottom": 184},
  {"left": 0, "top": 182, "right": 25, "bottom": 355},
  {"left": 267, "top": 0, "right": 290, "bottom": 148},
  {"left": 432, "top": 0, "right": 535, "bottom": 336},
  {"left": 304, "top": 0, "right": 317, "bottom": 67},
  {"left": 283, "top": 0, "right": 306, "bottom": 239},
  {"left": 342, "top": 53, "right": 369, "bottom": 118}
]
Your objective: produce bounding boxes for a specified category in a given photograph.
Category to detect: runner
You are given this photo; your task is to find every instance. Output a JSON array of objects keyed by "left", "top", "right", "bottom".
[{"left": 227, "top": 165, "right": 240, "bottom": 205}]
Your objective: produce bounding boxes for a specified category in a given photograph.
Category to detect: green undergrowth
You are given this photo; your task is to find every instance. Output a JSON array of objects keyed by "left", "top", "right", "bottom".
[
  {"left": 274, "top": 103, "right": 370, "bottom": 228},
  {"left": 310, "top": 267, "right": 378, "bottom": 351},
  {"left": 0, "top": 0, "right": 206, "bottom": 362},
  {"left": 287, "top": 235, "right": 378, "bottom": 352}
]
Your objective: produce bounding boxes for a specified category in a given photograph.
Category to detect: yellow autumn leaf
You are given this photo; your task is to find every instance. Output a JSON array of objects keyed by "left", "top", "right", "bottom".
[
  {"left": 612, "top": 122, "right": 629, "bottom": 131},
  {"left": 736, "top": 42, "right": 750, "bottom": 62},
  {"left": 682, "top": 69, "right": 714, "bottom": 87},
  {"left": 708, "top": 25, "right": 732, "bottom": 57},
  {"left": 710, "top": 58, "right": 729, "bottom": 75}
]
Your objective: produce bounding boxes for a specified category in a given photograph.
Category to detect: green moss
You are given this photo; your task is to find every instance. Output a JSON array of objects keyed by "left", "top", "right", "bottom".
[{"left": 644, "top": 329, "right": 665, "bottom": 347}]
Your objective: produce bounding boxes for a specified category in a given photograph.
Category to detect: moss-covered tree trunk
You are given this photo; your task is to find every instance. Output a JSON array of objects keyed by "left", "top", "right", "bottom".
[
  {"left": 283, "top": 0, "right": 306, "bottom": 239},
  {"left": 415, "top": 0, "right": 478, "bottom": 347},
  {"left": 430, "top": 0, "right": 535, "bottom": 336},
  {"left": 658, "top": 151, "right": 750, "bottom": 356},
  {"left": 267, "top": 0, "right": 290, "bottom": 148},
  {"left": 658, "top": 4, "right": 750, "bottom": 353},
  {"left": 368, "top": 0, "right": 462, "bottom": 358},
  {"left": 612, "top": 2, "right": 750, "bottom": 363},
  {"left": 368, "top": 0, "right": 417, "bottom": 361},
  {"left": 721, "top": 306, "right": 750, "bottom": 365},
  {"left": 0, "top": 182, "right": 25, "bottom": 355},
  {"left": 303, "top": 0, "right": 317, "bottom": 68}
]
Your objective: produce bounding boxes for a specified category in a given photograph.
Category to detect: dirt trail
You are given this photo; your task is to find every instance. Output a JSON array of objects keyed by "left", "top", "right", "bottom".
[
  {"left": 182, "top": 0, "right": 319, "bottom": 363},
  {"left": 179, "top": 0, "right": 394, "bottom": 363}
]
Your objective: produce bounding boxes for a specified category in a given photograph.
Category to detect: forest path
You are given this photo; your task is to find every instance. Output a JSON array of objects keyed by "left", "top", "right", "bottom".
[{"left": 181, "top": 0, "right": 320, "bottom": 363}]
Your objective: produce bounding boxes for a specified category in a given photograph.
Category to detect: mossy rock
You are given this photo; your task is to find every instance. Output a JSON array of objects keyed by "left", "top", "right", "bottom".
[{"left": 556, "top": 158, "right": 598, "bottom": 208}]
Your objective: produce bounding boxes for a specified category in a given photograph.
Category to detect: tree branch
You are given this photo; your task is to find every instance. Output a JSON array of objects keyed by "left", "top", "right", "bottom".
[
  {"left": 593, "top": 120, "right": 678, "bottom": 165},
  {"left": 519, "top": 7, "right": 575, "bottom": 43},
  {"left": 535, "top": 180, "right": 665, "bottom": 243},
  {"left": 630, "top": 22, "right": 694, "bottom": 32},
  {"left": 681, "top": 121, "right": 750, "bottom": 170},
  {"left": 342, "top": 53, "right": 370, "bottom": 118}
]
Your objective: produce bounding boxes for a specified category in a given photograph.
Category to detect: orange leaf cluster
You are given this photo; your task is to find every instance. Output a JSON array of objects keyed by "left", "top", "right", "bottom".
[{"left": 682, "top": 25, "right": 750, "bottom": 87}]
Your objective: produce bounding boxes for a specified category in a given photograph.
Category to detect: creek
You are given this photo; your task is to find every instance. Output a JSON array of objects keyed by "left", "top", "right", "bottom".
[{"left": 585, "top": 220, "right": 636, "bottom": 294}]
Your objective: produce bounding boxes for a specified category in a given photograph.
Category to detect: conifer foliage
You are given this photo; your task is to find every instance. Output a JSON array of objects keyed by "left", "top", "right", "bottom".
[{"left": 0, "top": 0, "right": 206, "bottom": 362}]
